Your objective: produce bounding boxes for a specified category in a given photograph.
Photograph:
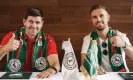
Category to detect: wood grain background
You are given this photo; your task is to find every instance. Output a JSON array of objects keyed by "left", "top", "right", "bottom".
[{"left": 0, "top": 0, "right": 133, "bottom": 71}]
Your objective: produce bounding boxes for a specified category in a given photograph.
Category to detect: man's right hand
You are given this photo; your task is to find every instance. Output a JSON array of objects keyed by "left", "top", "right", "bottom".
[{"left": 4, "top": 33, "right": 20, "bottom": 52}]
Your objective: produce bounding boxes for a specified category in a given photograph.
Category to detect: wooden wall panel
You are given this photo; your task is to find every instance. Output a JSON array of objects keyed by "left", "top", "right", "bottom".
[
  {"left": 0, "top": 0, "right": 133, "bottom": 71},
  {"left": 58, "top": 0, "right": 133, "bottom": 6},
  {"left": 0, "top": 0, "right": 58, "bottom": 6}
]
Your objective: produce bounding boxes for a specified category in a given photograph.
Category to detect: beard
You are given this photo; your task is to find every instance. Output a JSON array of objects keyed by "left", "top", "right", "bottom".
[
  {"left": 95, "top": 21, "right": 106, "bottom": 31},
  {"left": 96, "top": 26, "right": 105, "bottom": 31}
]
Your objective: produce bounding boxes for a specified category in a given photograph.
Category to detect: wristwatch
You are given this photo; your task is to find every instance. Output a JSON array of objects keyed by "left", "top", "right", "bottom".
[
  {"left": 50, "top": 67, "right": 57, "bottom": 74},
  {"left": 122, "top": 42, "right": 128, "bottom": 49}
]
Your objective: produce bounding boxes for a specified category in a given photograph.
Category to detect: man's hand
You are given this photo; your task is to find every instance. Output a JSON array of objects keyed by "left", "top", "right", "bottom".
[
  {"left": 111, "top": 36, "right": 125, "bottom": 48},
  {"left": 36, "top": 67, "right": 56, "bottom": 78},
  {"left": 97, "top": 65, "right": 106, "bottom": 75},
  {"left": 4, "top": 33, "right": 20, "bottom": 52}
]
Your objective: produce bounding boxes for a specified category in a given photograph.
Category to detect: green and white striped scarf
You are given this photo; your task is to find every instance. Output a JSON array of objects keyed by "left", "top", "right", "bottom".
[
  {"left": 5, "top": 27, "right": 49, "bottom": 72},
  {"left": 90, "top": 29, "right": 126, "bottom": 72}
]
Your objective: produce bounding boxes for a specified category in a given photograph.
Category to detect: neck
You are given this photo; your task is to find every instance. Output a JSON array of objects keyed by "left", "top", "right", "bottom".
[
  {"left": 28, "top": 35, "right": 36, "bottom": 40},
  {"left": 96, "top": 27, "right": 109, "bottom": 41},
  {"left": 25, "top": 33, "right": 37, "bottom": 40}
]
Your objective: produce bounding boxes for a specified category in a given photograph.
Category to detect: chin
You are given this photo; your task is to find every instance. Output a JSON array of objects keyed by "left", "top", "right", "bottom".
[
  {"left": 29, "top": 33, "right": 37, "bottom": 36},
  {"left": 96, "top": 28, "right": 105, "bottom": 31},
  {"left": 32, "top": 34, "right": 37, "bottom": 36}
]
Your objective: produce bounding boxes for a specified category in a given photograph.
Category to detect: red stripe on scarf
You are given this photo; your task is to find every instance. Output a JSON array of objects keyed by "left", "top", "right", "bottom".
[
  {"left": 38, "top": 46, "right": 43, "bottom": 57},
  {"left": 111, "top": 45, "right": 116, "bottom": 54},
  {"left": 31, "top": 44, "right": 35, "bottom": 66},
  {"left": 119, "top": 68, "right": 126, "bottom": 72},
  {"left": 97, "top": 40, "right": 100, "bottom": 44},
  {"left": 111, "top": 30, "right": 118, "bottom": 54},
  {"left": 23, "top": 42, "right": 34, "bottom": 72}
]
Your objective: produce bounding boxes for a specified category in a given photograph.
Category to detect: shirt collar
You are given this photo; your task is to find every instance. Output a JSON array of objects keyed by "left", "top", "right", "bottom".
[{"left": 24, "top": 34, "right": 36, "bottom": 43}]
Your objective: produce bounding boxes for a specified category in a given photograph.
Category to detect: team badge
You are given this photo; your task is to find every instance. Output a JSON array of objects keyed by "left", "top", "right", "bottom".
[
  {"left": 111, "top": 54, "right": 123, "bottom": 67},
  {"left": 38, "top": 40, "right": 42, "bottom": 46},
  {"left": 8, "top": 59, "right": 21, "bottom": 72},
  {"left": 35, "top": 57, "right": 47, "bottom": 70},
  {"left": 63, "top": 52, "right": 77, "bottom": 70}
]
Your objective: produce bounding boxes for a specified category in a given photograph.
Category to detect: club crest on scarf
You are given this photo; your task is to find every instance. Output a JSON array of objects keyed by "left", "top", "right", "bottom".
[
  {"left": 35, "top": 57, "right": 47, "bottom": 70},
  {"left": 111, "top": 54, "right": 123, "bottom": 67},
  {"left": 38, "top": 35, "right": 42, "bottom": 46},
  {"left": 8, "top": 59, "right": 21, "bottom": 72}
]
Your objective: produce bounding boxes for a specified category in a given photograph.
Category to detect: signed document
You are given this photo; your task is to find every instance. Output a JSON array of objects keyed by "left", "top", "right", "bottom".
[{"left": 0, "top": 72, "right": 32, "bottom": 79}]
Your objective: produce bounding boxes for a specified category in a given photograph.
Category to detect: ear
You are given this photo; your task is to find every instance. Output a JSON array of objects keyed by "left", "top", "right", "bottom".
[
  {"left": 107, "top": 14, "right": 110, "bottom": 22},
  {"left": 42, "top": 21, "right": 44, "bottom": 24},
  {"left": 41, "top": 21, "right": 44, "bottom": 26},
  {"left": 23, "top": 19, "right": 26, "bottom": 25}
]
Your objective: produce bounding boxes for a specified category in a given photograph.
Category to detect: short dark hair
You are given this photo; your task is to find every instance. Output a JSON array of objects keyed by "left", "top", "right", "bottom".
[
  {"left": 90, "top": 4, "right": 108, "bottom": 15},
  {"left": 24, "top": 8, "right": 44, "bottom": 20}
]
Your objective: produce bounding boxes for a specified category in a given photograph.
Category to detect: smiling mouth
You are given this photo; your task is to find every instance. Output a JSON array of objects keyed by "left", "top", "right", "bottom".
[
  {"left": 29, "top": 26, "right": 39, "bottom": 30},
  {"left": 97, "top": 23, "right": 103, "bottom": 26},
  {"left": 30, "top": 29, "right": 37, "bottom": 32},
  {"left": 97, "top": 22, "right": 103, "bottom": 25},
  {"left": 29, "top": 28, "right": 38, "bottom": 31}
]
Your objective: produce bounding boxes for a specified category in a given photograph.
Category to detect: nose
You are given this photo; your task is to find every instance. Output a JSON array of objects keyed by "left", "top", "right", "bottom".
[
  {"left": 31, "top": 22, "right": 37, "bottom": 28},
  {"left": 97, "top": 17, "right": 102, "bottom": 22}
]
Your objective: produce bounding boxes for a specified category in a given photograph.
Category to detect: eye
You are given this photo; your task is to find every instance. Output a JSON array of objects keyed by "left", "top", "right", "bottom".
[
  {"left": 36, "top": 21, "right": 41, "bottom": 25},
  {"left": 100, "top": 14, "right": 104, "bottom": 18},
  {"left": 28, "top": 20, "right": 34, "bottom": 24}
]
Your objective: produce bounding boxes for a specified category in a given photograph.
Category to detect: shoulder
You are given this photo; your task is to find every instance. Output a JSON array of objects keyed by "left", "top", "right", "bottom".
[
  {"left": 3, "top": 31, "right": 15, "bottom": 39},
  {"left": 44, "top": 33, "right": 56, "bottom": 43},
  {"left": 116, "top": 30, "right": 126, "bottom": 37},
  {"left": 116, "top": 30, "right": 128, "bottom": 40},
  {"left": 0, "top": 31, "right": 15, "bottom": 46},
  {"left": 81, "top": 34, "right": 91, "bottom": 54},
  {"left": 45, "top": 33, "right": 55, "bottom": 40},
  {"left": 82, "top": 33, "right": 91, "bottom": 47},
  {"left": 83, "top": 33, "right": 91, "bottom": 41}
]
